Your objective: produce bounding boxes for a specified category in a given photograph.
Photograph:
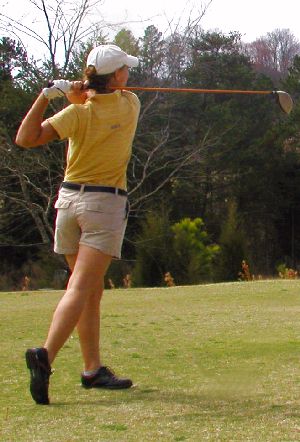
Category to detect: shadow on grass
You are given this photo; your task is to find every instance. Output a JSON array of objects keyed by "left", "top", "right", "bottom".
[{"left": 49, "top": 386, "right": 300, "bottom": 420}]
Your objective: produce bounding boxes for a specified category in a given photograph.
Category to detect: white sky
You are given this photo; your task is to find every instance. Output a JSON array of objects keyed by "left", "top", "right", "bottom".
[
  {"left": 102, "top": 0, "right": 300, "bottom": 43},
  {"left": 2, "top": 0, "right": 300, "bottom": 57}
]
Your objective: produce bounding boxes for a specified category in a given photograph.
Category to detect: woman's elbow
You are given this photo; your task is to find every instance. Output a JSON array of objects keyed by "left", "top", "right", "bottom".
[
  {"left": 15, "top": 131, "right": 40, "bottom": 148},
  {"left": 15, "top": 135, "right": 33, "bottom": 148},
  {"left": 15, "top": 123, "right": 58, "bottom": 148}
]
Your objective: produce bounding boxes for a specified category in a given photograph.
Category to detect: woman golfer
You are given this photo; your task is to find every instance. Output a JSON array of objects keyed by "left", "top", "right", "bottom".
[{"left": 16, "top": 44, "right": 140, "bottom": 404}]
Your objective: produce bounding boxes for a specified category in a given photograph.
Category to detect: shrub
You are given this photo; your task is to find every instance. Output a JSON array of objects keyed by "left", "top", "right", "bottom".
[
  {"left": 105, "top": 259, "right": 133, "bottom": 289},
  {"left": 132, "top": 208, "right": 173, "bottom": 287},
  {"left": 277, "top": 263, "right": 298, "bottom": 279},
  {"left": 215, "top": 201, "right": 247, "bottom": 281},
  {"left": 170, "top": 217, "right": 220, "bottom": 285},
  {"left": 238, "top": 260, "right": 252, "bottom": 281}
]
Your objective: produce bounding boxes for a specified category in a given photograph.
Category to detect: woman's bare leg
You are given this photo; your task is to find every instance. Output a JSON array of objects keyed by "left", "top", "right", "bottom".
[
  {"left": 65, "top": 253, "right": 109, "bottom": 371},
  {"left": 76, "top": 281, "right": 104, "bottom": 371},
  {"left": 44, "top": 245, "right": 111, "bottom": 364}
]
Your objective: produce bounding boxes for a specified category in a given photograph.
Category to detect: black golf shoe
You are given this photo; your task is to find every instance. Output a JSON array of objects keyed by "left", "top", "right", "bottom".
[
  {"left": 25, "top": 347, "right": 52, "bottom": 405},
  {"left": 81, "top": 366, "right": 133, "bottom": 390}
]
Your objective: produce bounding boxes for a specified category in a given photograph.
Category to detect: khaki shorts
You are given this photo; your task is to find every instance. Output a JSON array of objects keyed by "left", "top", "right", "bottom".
[{"left": 54, "top": 186, "right": 129, "bottom": 258}]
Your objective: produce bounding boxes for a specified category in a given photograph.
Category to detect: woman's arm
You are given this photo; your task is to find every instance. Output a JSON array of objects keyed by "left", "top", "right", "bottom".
[
  {"left": 15, "top": 80, "right": 87, "bottom": 148},
  {"left": 15, "top": 93, "right": 59, "bottom": 148},
  {"left": 65, "top": 81, "right": 88, "bottom": 104}
]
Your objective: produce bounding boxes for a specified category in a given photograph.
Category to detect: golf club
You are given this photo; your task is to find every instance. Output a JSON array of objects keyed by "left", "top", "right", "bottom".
[
  {"left": 111, "top": 86, "right": 293, "bottom": 114},
  {"left": 48, "top": 81, "right": 293, "bottom": 114}
]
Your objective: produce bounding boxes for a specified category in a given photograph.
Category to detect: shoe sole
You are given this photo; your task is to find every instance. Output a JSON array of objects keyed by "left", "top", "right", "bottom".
[
  {"left": 82, "top": 382, "right": 133, "bottom": 390},
  {"left": 82, "top": 385, "right": 132, "bottom": 390},
  {"left": 25, "top": 350, "right": 50, "bottom": 405}
]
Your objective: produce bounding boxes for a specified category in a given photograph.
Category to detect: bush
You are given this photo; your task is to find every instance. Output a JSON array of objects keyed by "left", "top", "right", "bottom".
[
  {"left": 0, "top": 247, "right": 68, "bottom": 291},
  {"left": 132, "top": 209, "right": 174, "bottom": 287},
  {"left": 215, "top": 201, "right": 247, "bottom": 281},
  {"left": 170, "top": 217, "right": 220, "bottom": 285},
  {"left": 277, "top": 263, "right": 298, "bottom": 279},
  {"left": 105, "top": 259, "right": 133, "bottom": 289},
  {"left": 19, "top": 250, "right": 68, "bottom": 289}
]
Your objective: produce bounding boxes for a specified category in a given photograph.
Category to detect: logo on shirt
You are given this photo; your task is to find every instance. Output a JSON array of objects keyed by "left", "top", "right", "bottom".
[{"left": 111, "top": 124, "right": 121, "bottom": 130}]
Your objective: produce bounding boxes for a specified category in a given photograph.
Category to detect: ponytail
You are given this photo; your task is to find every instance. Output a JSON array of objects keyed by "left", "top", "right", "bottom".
[{"left": 84, "top": 66, "right": 115, "bottom": 93}]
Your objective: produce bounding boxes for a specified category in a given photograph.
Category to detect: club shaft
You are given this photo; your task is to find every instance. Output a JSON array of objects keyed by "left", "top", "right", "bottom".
[
  {"left": 48, "top": 81, "right": 275, "bottom": 96},
  {"left": 112, "top": 86, "right": 274, "bottom": 95}
]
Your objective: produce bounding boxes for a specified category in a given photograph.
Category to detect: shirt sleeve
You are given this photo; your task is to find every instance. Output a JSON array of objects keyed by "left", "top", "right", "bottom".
[
  {"left": 47, "top": 105, "right": 80, "bottom": 140},
  {"left": 122, "top": 91, "right": 141, "bottom": 114}
]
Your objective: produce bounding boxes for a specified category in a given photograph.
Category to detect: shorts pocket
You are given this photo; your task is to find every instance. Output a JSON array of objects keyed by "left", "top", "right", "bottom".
[
  {"left": 85, "top": 203, "right": 105, "bottom": 212},
  {"left": 54, "top": 199, "right": 72, "bottom": 209},
  {"left": 80, "top": 201, "right": 125, "bottom": 232}
]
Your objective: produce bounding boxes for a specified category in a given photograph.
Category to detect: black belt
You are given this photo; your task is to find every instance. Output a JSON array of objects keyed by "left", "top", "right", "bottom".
[{"left": 61, "top": 182, "right": 127, "bottom": 196}]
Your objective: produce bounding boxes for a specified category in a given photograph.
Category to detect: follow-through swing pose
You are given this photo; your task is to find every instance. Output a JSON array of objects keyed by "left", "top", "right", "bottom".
[{"left": 16, "top": 44, "right": 140, "bottom": 405}]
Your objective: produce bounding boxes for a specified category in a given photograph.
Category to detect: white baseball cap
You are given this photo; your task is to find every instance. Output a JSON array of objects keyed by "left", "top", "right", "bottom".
[{"left": 86, "top": 44, "right": 139, "bottom": 75}]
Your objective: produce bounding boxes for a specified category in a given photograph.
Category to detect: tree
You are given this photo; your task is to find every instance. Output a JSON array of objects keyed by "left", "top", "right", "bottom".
[
  {"left": 131, "top": 208, "right": 173, "bottom": 287},
  {"left": 171, "top": 217, "right": 219, "bottom": 284},
  {"left": 1, "top": 8, "right": 300, "bottom": 288},
  {"left": 0, "top": 0, "right": 110, "bottom": 78},
  {"left": 0, "top": 35, "right": 67, "bottom": 248},
  {"left": 125, "top": 26, "right": 218, "bottom": 217},
  {"left": 244, "top": 29, "right": 300, "bottom": 84},
  {"left": 0, "top": 36, "right": 67, "bottom": 286},
  {"left": 114, "top": 28, "right": 139, "bottom": 56},
  {"left": 0, "top": 1, "right": 113, "bottom": 251},
  {"left": 139, "top": 25, "right": 166, "bottom": 81},
  {"left": 215, "top": 201, "right": 246, "bottom": 281},
  {"left": 168, "top": 29, "right": 299, "bottom": 276}
]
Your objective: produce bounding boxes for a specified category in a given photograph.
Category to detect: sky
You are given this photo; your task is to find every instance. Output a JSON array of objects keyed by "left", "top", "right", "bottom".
[
  {"left": 2, "top": 0, "right": 300, "bottom": 57},
  {"left": 101, "top": 0, "right": 300, "bottom": 43}
]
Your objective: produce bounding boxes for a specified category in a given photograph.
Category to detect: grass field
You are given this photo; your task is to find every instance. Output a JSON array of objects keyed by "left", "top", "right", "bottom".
[{"left": 1, "top": 280, "right": 300, "bottom": 441}]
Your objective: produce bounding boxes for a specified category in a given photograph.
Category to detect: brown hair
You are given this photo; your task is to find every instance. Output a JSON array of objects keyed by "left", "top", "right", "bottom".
[{"left": 84, "top": 66, "right": 115, "bottom": 93}]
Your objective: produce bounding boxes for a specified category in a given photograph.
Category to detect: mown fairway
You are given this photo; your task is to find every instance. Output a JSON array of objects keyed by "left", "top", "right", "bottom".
[{"left": 1, "top": 280, "right": 300, "bottom": 441}]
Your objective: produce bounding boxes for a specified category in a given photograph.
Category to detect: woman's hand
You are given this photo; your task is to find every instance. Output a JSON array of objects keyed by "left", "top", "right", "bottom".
[{"left": 66, "top": 81, "right": 88, "bottom": 104}]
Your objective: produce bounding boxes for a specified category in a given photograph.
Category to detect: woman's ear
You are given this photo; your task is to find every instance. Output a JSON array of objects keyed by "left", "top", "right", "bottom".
[
  {"left": 108, "top": 67, "right": 128, "bottom": 88},
  {"left": 113, "top": 68, "right": 123, "bottom": 82}
]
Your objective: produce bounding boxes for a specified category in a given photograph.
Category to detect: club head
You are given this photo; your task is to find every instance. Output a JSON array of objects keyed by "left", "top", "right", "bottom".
[{"left": 274, "top": 91, "right": 293, "bottom": 114}]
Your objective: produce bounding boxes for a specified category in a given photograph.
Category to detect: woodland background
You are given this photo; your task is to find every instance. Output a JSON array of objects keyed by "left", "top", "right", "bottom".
[{"left": 1, "top": 0, "right": 300, "bottom": 290}]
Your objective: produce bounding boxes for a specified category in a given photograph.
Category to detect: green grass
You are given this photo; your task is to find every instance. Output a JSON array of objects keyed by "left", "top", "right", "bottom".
[{"left": 1, "top": 280, "right": 300, "bottom": 441}]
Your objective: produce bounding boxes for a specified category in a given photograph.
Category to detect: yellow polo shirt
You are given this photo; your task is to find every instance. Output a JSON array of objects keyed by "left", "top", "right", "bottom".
[{"left": 47, "top": 90, "right": 140, "bottom": 190}]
